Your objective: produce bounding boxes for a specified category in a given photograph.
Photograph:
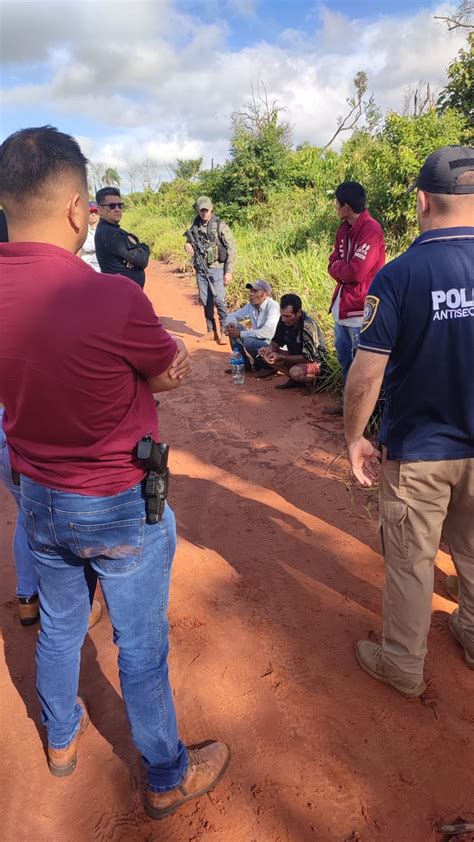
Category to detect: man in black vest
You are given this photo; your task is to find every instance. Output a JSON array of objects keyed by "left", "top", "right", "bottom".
[
  {"left": 95, "top": 187, "right": 150, "bottom": 288},
  {"left": 184, "top": 195, "right": 236, "bottom": 344}
]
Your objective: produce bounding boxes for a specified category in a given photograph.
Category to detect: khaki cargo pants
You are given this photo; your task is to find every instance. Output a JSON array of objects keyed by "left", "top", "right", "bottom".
[{"left": 379, "top": 453, "right": 474, "bottom": 681}]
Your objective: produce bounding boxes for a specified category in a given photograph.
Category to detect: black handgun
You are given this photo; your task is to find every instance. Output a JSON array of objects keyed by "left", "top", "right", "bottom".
[{"left": 137, "top": 435, "right": 170, "bottom": 524}]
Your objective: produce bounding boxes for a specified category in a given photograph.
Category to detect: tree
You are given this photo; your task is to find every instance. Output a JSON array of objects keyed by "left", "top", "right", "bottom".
[
  {"left": 403, "top": 83, "right": 436, "bottom": 117},
  {"left": 232, "top": 80, "right": 292, "bottom": 145},
  {"left": 437, "top": 33, "right": 474, "bottom": 137},
  {"left": 172, "top": 158, "right": 203, "bottom": 181},
  {"left": 224, "top": 81, "right": 293, "bottom": 208},
  {"left": 102, "top": 167, "right": 120, "bottom": 188},
  {"left": 88, "top": 161, "right": 106, "bottom": 195},
  {"left": 324, "top": 72, "right": 381, "bottom": 148},
  {"left": 134, "top": 158, "right": 161, "bottom": 192},
  {"left": 435, "top": 1, "right": 473, "bottom": 31}
]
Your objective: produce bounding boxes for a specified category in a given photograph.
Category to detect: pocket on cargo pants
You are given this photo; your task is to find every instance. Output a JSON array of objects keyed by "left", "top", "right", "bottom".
[{"left": 379, "top": 498, "right": 409, "bottom": 568}]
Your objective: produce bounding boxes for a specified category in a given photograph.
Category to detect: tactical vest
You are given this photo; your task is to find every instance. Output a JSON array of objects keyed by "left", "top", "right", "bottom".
[{"left": 192, "top": 214, "right": 228, "bottom": 266}]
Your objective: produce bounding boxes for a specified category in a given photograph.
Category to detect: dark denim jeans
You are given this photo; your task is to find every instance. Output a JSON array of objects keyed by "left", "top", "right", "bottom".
[
  {"left": 334, "top": 323, "right": 361, "bottom": 383},
  {"left": 20, "top": 475, "right": 187, "bottom": 792},
  {"left": 196, "top": 267, "right": 228, "bottom": 331}
]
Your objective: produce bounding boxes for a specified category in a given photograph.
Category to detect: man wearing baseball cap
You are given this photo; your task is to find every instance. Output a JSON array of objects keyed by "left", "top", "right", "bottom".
[
  {"left": 225, "top": 279, "right": 280, "bottom": 371},
  {"left": 343, "top": 145, "right": 474, "bottom": 697},
  {"left": 184, "top": 196, "right": 236, "bottom": 344}
]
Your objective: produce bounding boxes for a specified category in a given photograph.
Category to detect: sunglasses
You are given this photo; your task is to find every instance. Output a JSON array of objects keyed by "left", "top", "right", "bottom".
[{"left": 100, "top": 202, "right": 124, "bottom": 210}]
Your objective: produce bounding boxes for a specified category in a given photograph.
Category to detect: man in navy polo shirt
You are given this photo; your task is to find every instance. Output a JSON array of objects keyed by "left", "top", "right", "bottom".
[{"left": 343, "top": 145, "right": 474, "bottom": 698}]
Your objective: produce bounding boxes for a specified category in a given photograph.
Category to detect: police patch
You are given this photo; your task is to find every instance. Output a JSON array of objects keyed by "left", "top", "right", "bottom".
[{"left": 361, "top": 295, "right": 380, "bottom": 332}]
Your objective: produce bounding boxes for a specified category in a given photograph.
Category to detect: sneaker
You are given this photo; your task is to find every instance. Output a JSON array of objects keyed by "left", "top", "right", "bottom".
[
  {"left": 48, "top": 698, "right": 89, "bottom": 777},
  {"left": 145, "top": 740, "right": 231, "bottom": 820},
  {"left": 18, "top": 593, "right": 40, "bottom": 626},
  {"left": 355, "top": 640, "right": 426, "bottom": 697},
  {"left": 449, "top": 609, "right": 474, "bottom": 669},
  {"left": 254, "top": 368, "right": 275, "bottom": 379},
  {"left": 444, "top": 575, "right": 459, "bottom": 603}
]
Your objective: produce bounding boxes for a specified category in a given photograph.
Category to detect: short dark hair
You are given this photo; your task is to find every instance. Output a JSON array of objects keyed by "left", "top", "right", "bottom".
[
  {"left": 96, "top": 186, "right": 121, "bottom": 204},
  {"left": 0, "top": 125, "right": 88, "bottom": 203},
  {"left": 280, "top": 293, "right": 302, "bottom": 312},
  {"left": 335, "top": 181, "right": 366, "bottom": 213}
]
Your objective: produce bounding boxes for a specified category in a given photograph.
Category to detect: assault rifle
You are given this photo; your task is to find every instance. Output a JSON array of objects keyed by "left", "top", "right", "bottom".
[{"left": 183, "top": 227, "right": 216, "bottom": 297}]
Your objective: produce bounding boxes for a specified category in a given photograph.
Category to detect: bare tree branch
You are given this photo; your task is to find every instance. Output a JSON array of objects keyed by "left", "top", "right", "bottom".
[
  {"left": 134, "top": 159, "right": 161, "bottom": 192},
  {"left": 402, "top": 82, "right": 436, "bottom": 117},
  {"left": 435, "top": 1, "right": 474, "bottom": 30},
  {"left": 232, "top": 78, "right": 293, "bottom": 145},
  {"left": 324, "top": 72, "right": 380, "bottom": 148}
]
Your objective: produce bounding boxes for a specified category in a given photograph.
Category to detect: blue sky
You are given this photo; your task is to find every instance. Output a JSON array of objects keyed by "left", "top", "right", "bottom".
[
  {"left": 0, "top": 1, "right": 468, "bottom": 185},
  {"left": 176, "top": 1, "right": 448, "bottom": 51}
]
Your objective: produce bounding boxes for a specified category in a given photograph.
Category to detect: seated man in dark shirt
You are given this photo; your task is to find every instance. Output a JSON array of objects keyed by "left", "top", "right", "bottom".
[
  {"left": 95, "top": 187, "right": 150, "bottom": 288},
  {"left": 258, "top": 293, "right": 326, "bottom": 390}
]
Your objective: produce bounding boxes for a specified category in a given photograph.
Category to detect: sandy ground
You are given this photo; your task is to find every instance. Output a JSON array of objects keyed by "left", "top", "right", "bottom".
[{"left": 1, "top": 261, "right": 473, "bottom": 842}]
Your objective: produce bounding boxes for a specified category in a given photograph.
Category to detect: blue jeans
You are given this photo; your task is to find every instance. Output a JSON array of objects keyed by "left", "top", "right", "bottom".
[
  {"left": 233, "top": 336, "right": 269, "bottom": 367},
  {"left": 334, "top": 323, "right": 361, "bottom": 383},
  {"left": 196, "top": 267, "right": 228, "bottom": 331},
  {"left": 20, "top": 475, "right": 187, "bottom": 792},
  {"left": 0, "top": 414, "right": 38, "bottom": 598}
]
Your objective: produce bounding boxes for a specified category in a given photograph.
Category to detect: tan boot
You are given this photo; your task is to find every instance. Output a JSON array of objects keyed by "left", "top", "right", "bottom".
[
  {"left": 449, "top": 609, "right": 474, "bottom": 669},
  {"left": 444, "top": 575, "right": 459, "bottom": 603},
  {"left": 145, "top": 740, "right": 231, "bottom": 820},
  {"left": 18, "top": 594, "right": 40, "bottom": 626},
  {"left": 48, "top": 698, "right": 89, "bottom": 777},
  {"left": 356, "top": 640, "right": 426, "bottom": 697},
  {"left": 88, "top": 599, "right": 103, "bottom": 630}
]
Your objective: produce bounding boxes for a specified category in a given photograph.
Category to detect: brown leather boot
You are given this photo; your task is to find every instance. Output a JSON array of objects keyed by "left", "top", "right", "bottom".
[
  {"left": 48, "top": 698, "right": 89, "bottom": 777},
  {"left": 145, "top": 740, "right": 231, "bottom": 820},
  {"left": 18, "top": 594, "right": 40, "bottom": 626}
]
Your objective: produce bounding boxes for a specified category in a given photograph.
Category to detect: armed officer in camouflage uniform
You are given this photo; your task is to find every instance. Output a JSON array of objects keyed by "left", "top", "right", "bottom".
[{"left": 184, "top": 196, "right": 236, "bottom": 345}]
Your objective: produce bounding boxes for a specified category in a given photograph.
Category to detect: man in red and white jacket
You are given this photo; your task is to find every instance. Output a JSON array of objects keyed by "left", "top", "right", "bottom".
[{"left": 325, "top": 181, "right": 386, "bottom": 415}]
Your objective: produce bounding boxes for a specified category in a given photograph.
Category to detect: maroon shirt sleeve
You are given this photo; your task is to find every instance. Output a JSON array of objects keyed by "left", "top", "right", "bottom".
[
  {"left": 328, "top": 222, "right": 384, "bottom": 286},
  {"left": 121, "top": 289, "right": 177, "bottom": 378}
]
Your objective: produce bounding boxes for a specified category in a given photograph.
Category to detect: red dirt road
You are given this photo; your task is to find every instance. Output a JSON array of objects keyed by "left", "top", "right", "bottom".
[{"left": 1, "top": 262, "right": 473, "bottom": 842}]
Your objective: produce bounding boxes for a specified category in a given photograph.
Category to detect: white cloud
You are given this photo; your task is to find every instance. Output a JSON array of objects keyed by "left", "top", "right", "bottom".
[{"left": 1, "top": 1, "right": 468, "bottom": 184}]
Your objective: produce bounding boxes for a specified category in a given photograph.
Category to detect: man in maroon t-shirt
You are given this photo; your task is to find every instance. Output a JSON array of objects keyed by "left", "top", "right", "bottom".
[{"left": 0, "top": 126, "right": 230, "bottom": 818}]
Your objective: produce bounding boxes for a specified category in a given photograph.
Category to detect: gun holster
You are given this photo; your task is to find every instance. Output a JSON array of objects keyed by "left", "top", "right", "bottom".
[{"left": 136, "top": 435, "right": 170, "bottom": 524}]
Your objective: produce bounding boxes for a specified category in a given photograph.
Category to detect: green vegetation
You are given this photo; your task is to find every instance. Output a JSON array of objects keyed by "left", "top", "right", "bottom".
[{"left": 123, "top": 35, "right": 471, "bottom": 393}]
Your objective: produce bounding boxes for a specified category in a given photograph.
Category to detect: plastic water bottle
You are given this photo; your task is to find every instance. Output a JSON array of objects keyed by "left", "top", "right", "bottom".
[{"left": 230, "top": 349, "right": 245, "bottom": 385}]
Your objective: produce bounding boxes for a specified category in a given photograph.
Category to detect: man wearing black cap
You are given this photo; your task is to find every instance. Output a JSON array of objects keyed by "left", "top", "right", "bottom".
[
  {"left": 343, "top": 146, "right": 474, "bottom": 698},
  {"left": 184, "top": 196, "right": 236, "bottom": 344},
  {"left": 225, "top": 279, "right": 280, "bottom": 370}
]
